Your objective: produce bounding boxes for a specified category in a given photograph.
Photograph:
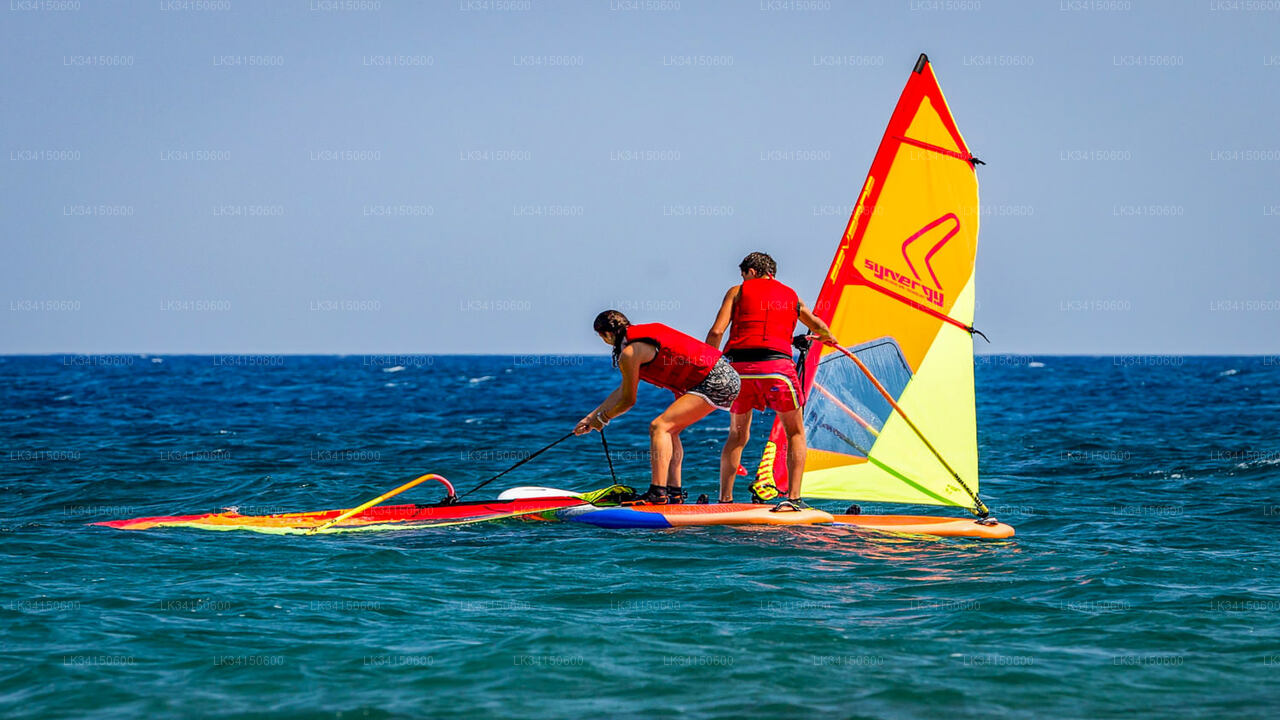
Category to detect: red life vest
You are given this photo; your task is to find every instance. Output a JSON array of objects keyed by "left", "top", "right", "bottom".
[
  {"left": 726, "top": 278, "right": 799, "bottom": 356},
  {"left": 625, "top": 322, "right": 721, "bottom": 393}
]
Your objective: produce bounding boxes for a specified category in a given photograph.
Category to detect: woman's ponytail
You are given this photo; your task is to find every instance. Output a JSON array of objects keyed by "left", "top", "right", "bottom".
[{"left": 593, "top": 310, "right": 631, "bottom": 367}]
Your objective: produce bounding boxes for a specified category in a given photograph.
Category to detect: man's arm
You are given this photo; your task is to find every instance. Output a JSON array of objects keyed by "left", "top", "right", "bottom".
[
  {"left": 797, "top": 299, "right": 837, "bottom": 346},
  {"left": 705, "top": 286, "right": 739, "bottom": 349}
]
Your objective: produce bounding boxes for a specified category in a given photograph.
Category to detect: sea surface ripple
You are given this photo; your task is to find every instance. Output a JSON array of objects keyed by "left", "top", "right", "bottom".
[{"left": 1, "top": 355, "right": 1278, "bottom": 719}]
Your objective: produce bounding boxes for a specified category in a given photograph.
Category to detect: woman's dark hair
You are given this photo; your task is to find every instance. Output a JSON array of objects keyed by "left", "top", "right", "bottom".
[
  {"left": 593, "top": 310, "right": 631, "bottom": 367},
  {"left": 739, "top": 251, "right": 777, "bottom": 277}
]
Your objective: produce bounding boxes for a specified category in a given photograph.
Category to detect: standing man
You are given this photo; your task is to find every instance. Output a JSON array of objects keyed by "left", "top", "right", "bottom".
[{"left": 706, "top": 252, "right": 837, "bottom": 508}]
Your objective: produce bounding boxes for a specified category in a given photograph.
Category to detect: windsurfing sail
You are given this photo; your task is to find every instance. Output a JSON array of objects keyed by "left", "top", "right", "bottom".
[{"left": 757, "top": 53, "right": 988, "bottom": 515}]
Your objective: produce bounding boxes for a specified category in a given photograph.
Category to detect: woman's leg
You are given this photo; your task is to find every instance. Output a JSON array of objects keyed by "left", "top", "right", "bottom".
[
  {"left": 649, "top": 393, "right": 716, "bottom": 488},
  {"left": 668, "top": 431, "right": 684, "bottom": 494}
]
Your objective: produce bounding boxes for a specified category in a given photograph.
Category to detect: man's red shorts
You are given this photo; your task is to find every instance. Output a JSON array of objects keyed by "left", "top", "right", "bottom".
[{"left": 729, "top": 359, "right": 802, "bottom": 414}]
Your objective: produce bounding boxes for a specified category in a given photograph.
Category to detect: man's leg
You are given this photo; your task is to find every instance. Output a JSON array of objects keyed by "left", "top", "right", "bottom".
[
  {"left": 718, "top": 411, "right": 752, "bottom": 502},
  {"left": 650, "top": 393, "right": 716, "bottom": 488},
  {"left": 778, "top": 407, "right": 807, "bottom": 500}
]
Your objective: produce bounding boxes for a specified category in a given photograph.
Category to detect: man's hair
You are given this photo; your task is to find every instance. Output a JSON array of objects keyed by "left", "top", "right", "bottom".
[{"left": 739, "top": 252, "right": 777, "bottom": 277}]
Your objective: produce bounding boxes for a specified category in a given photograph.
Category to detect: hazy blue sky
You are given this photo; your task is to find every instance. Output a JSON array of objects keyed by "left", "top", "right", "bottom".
[{"left": 2, "top": 0, "right": 1277, "bottom": 354}]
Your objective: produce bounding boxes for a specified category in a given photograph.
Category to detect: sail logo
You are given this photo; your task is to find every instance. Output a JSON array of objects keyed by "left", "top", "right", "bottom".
[
  {"left": 830, "top": 176, "right": 877, "bottom": 284},
  {"left": 864, "top": 259, "right": 944, "bottom": 308},
  {"left": 863, "top": 213, "right": 961, "bottom": 309}
]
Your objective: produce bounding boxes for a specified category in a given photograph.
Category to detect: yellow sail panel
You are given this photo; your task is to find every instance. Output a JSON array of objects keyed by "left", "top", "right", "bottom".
[
  {"left": 759, "top": 54, "right": 986, "bottom": 513},
  {"left": 802, "top": 462, "right": 924, "bottom": 505},
  {"left": 805, "top": 448, "right": 867, "bottom": 473},
  {"left": 860, "top": 118, "right": 976, "bottom": 302},
  {"left": 808, "top": 278, "right": 980, "bottom": 506}
]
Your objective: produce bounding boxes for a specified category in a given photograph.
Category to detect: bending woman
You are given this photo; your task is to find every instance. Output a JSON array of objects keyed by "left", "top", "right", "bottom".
[{"left": 574, "top": 310, "right": 740, "bottom": 504}]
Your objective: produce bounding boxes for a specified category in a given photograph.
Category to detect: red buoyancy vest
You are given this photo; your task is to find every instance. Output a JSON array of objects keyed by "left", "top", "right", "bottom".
[
  {"left": 625, "top": 323, "right": 721, "bottom": 393},
  {"left": 726, "top": 278, "right": 799, "bottom": 355}
]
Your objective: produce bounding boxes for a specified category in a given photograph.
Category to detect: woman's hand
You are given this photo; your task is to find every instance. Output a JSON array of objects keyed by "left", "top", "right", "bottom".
[{"left": 574, "top": 411, "right": 609, "bottom": 435}]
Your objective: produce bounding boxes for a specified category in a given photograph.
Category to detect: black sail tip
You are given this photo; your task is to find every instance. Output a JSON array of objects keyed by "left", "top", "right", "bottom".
[{"left": 913, "top": 53, "right": 929, "bottom": 74}]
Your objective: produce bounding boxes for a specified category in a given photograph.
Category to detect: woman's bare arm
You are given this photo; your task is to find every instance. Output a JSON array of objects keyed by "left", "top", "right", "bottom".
[{"left": 574, "top": 342, "right": 655, "bottom": 434}]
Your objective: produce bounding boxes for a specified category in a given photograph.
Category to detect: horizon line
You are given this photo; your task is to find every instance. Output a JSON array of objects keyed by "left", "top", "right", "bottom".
[{"left": 0, "top": 352, "right": 1276, "bottom": 359}]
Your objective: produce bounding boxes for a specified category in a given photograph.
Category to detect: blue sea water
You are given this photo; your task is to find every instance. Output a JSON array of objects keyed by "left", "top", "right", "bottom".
[{"left": 2, "top": 354, "right": 1278, "bottom": 719}]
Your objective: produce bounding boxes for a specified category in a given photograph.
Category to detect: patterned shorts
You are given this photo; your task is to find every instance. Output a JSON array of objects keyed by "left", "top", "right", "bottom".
[{"left": 683, "top": 357, "right": 741, "bottom": 411}]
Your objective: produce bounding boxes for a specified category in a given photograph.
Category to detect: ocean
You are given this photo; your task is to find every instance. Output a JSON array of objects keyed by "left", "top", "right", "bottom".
[{"left": 1, "top": 354, "right": 1277, "bottom": 719}]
